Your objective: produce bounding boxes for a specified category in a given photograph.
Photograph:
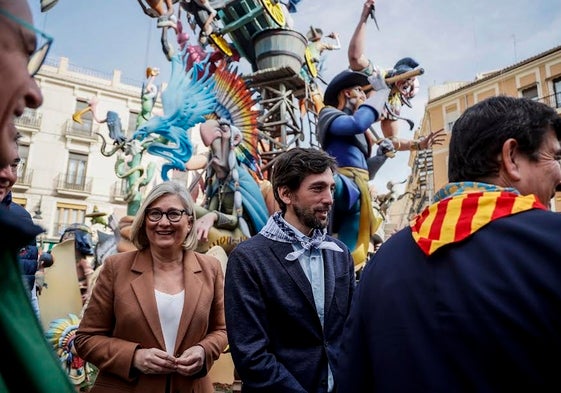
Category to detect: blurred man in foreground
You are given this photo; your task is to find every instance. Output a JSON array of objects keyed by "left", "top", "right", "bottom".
[{"left": 0, "top": 1, "right": 74, "bottom": 391}]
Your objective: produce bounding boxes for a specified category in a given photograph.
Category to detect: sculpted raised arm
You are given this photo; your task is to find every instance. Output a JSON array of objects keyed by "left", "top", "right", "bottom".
[{"left": 348, "top": 0, "right": 376, "bottom": 72}]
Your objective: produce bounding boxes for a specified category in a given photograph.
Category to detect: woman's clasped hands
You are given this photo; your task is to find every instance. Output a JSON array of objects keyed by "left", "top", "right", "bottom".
[{"left": 133, "top": 345, "right": 205, "bottom": 376}]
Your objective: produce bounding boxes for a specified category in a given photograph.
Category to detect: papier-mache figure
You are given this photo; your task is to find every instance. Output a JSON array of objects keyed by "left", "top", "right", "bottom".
[
  {"left": 306, "top": 25, "right": 340, "bottom": 78},
  {"left": 132, "top": 44, "right": 271, "bottom": 257},
  {"left": 348, "top": 0, "right": 445, "bottom": 155},
  {"left": 193, "top": 117, "right": 271, "bottom": 255},
  {"left": 318, "top": 68, "right": 390, "bottom": 266}
]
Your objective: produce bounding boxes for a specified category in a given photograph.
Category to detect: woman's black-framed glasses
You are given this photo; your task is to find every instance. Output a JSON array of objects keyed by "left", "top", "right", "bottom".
[
  {"left": 0, "top": 8, "right": 54, "bottom": 77},
  {"left": 146, "top": 209, "right": 188, "bottom": 223}
]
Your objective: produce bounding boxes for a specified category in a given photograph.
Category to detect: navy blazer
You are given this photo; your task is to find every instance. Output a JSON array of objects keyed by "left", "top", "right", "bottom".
[
  {"left": 337, "top": 208, "right": 561, "bottom": 392},
  {"left": 225, "top": 233, "right": 355, "bottom": 393}
]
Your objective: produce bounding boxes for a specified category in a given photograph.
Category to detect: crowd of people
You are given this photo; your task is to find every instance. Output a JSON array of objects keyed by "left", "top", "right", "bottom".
[{"left": 3, "top": 0, "right": 561, "bottom": 392}]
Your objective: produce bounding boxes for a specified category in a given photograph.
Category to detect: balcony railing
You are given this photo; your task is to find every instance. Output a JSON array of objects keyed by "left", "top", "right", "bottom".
[
  {"left": 111, "top": 180, "right": 129, "bottom": 203},
  {"left": 14, "top": 108, "right": 42, "bottom": 131},
  {"left": 55, "top": 173, "right": 93, "bottom": 197},
  {"left": 538, "top": 92, "right": 561, "bottom": 109},
  {"left": 62, "top": 119, "right": 99, "bottom": 140},
  {"left": 14, "top": 169, "right": 33, "bottom": 190}
]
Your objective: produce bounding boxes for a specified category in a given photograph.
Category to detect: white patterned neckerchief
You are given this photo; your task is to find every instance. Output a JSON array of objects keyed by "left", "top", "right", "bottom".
[{"left": 260, "top": 211, "right": 343, "bottom": 261}]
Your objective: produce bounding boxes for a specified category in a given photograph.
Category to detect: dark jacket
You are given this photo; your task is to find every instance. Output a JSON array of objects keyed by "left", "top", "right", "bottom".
[
  {"left": 337, "top": 208, "right": 561, "bottom": 393},
  {"left": 225, "top": 233, "right": 355, "bottom": 393},
  {"left": 2, "top": 193, "right": 39, "bottom": 291},
  {"left": 9, "top": 201, "right": 39, "bottom": 291}
]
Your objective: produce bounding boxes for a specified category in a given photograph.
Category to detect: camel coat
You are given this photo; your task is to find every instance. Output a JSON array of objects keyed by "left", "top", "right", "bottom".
[{"left": 75, "top": 249, "right": 227, "bottom": 393}]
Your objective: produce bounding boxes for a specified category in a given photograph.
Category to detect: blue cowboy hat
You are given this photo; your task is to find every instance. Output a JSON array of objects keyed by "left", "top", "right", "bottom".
[
  {"left": 386, "top": 57, "right": 420, "bottom": 78},
  {"left": 323, "top": 70, "right": 369, "bottom": 107}
]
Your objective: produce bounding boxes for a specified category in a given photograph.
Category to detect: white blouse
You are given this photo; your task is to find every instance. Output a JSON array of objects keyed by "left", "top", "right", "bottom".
[{"left": 155, "top": 289, "right": 185, "bottom": 354}]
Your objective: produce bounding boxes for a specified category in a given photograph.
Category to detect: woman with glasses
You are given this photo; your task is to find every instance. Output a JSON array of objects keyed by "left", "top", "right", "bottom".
[{"left": 75, "top": 181, "right": 227, "bottom": 393}]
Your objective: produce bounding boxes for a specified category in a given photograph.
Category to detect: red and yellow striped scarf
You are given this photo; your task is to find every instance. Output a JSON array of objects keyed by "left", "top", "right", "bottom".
[{"left": 411, "top": 191, "right": 545, "bottom": 255}]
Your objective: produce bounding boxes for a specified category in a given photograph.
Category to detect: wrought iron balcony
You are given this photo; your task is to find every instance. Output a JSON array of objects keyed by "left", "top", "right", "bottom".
[
  {"left": 111, "top": 180, "right": 129, "bottom": 203},
  {"left": 55, "top": 173, "right": 93, "bottom": 197},
  {"left": 62, "top": 119, "right": 100, "bottom": 141},
  {"left": 13, "top": 169, "right": 33, "bottom": 191},
  {"left": 14, "top": 108, "right": 42, "bottom": 132},
  {"left": 537, "top": 92, "right": 561, "bottom": 110}
]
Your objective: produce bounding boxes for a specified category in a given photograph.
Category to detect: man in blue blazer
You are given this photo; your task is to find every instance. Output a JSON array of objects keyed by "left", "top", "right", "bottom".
[{"left": 225, "top": 147, "right": 355, "bottom": 393}]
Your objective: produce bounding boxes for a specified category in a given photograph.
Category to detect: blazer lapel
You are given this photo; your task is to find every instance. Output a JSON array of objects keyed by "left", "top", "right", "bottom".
[
  {"left": 322, "top": 249, "right": 336, "bottom": 318},
  {"left": 174, "top": 250, "right": 203, "bottom": 354},
  {"left": 275, "top": 242, "right": 316, "bottom": 310},
  {"left": 130, "top": 250, "right": 166, "bottom": 350}
]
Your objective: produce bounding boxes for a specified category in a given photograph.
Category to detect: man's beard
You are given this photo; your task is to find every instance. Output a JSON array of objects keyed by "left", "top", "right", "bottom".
[{"left": 293, "top": 204, "right": 328, "bottom": 230}]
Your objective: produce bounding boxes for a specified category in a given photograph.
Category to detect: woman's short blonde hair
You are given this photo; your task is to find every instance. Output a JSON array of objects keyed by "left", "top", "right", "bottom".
[{"left": 130, "top": 181, "right": 199, "bottom": 251}]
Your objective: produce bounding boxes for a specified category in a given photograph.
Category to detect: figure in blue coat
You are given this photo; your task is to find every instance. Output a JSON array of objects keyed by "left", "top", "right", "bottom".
[{"left": 317, "top": 68, "right": 390, "bottom": 266}]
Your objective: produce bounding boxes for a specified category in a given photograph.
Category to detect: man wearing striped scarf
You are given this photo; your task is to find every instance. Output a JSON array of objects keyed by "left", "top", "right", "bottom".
[{"left": 337, "top": 95, "right": 561, "bottom": 392}]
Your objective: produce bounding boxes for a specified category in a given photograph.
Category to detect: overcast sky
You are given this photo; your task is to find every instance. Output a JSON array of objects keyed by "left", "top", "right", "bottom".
[{"left": 30, "top": 0, "right": 561, "bottom": 194}]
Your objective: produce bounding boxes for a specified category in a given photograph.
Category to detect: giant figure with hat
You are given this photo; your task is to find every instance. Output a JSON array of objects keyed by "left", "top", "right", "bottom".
[{"left": 317, "top": 67, "right": 391, "bottom": 266}]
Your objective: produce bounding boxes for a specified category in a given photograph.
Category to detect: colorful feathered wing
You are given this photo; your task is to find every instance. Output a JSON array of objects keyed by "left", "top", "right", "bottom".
[
  {"left": 133, "top": 49, "right": 217, "bottom": 181},
  {"left": 212, "top": 63, "right": 263, "bottom": 179}
]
